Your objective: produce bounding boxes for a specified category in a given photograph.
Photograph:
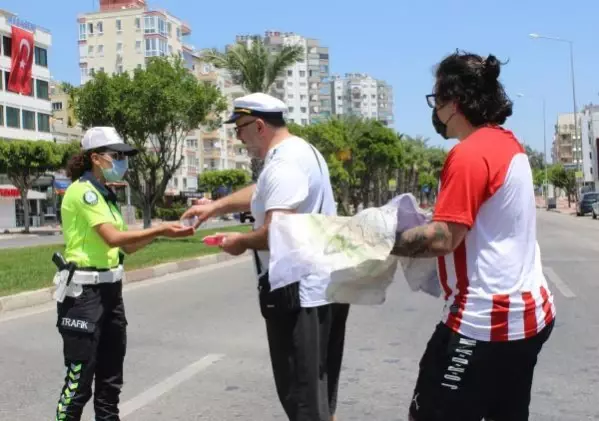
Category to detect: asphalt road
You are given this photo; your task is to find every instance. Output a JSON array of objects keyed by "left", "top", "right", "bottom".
[
  {"left": 0, "top": 210, "right": 597, "bottom": 420},
  {"left": 0, "top": 219, "right": 244, "bottom": 250}
]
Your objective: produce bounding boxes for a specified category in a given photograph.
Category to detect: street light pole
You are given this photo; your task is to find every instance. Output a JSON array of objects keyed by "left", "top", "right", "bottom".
[
  {"left": 543, "top": 97, "right": 548, "bottom": 201},
  {"left": 518, "top": 92, "right": 549, "bottom": 201},
  {"left": 529, "top": 33, "right": 581, "bottom": 195}
]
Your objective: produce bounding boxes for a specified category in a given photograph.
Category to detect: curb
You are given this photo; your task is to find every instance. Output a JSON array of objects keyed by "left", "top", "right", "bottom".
[{"left": 0, "top": 251, "right": 249, "bottom": 314}]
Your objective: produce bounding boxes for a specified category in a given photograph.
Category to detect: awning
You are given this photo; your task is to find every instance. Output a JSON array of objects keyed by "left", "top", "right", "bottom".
[
  {"left": 53, "top": 179, "right": 72, "bottom": 195},
  {"left": 0, "top": 185, "right": 46, "bottom": 200},
  {"left": 0, "top": 185, "right": 19, "bottom": 198}
]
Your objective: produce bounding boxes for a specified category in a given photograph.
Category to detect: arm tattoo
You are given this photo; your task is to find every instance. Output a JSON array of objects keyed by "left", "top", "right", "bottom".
[{"left": 391, "top": 222, "right": 452, "bottom": 258}]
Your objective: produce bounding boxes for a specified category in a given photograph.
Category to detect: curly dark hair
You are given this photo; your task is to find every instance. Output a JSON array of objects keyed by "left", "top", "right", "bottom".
[
  {"left": 434, "top": 50, "right": 513, "bottom": 126},
  {"left": 66, "top": 151, "right": 93, "bottom": 182}
]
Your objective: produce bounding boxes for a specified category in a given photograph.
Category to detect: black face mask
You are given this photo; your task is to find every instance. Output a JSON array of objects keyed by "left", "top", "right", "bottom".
[
  {"left": 432, "top": 109, "right": 448, "bottom": 139},
  {"left": 431, "top": 109, "right": 456, "bottom": 139}
]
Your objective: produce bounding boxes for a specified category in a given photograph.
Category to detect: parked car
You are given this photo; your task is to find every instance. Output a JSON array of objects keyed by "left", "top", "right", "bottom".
[
  {"left": 591, "top": 198, "right": 599, "bottom": 219},
  {"left": 577, "top": 192, "right": 599, "bottom": 216},
  {"left": 239, "top": 211, "right": 255, "bottom": 223}
]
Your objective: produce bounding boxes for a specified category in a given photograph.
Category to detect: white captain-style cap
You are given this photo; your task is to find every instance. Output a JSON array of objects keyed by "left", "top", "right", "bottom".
[
  {"left": 224, "top": 92, "right": 288, "bottom": 124},
  {"left": 81, "top": 127, "right": 138, "bottom": 156}
]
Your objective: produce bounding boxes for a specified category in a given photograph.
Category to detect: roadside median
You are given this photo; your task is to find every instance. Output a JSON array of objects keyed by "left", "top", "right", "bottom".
[{"left": 0, "top": 224, "right": 251, "bottom": 313}]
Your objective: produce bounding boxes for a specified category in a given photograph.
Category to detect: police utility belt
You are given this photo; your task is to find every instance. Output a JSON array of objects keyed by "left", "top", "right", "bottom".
[{"left": 51, "top": 252, "right": 124, "bottom": 302}]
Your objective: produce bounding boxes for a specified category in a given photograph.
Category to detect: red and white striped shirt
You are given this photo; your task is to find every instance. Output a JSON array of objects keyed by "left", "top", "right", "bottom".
[{"left": 433, "top": 126, "right": 556, "bottom": 342}]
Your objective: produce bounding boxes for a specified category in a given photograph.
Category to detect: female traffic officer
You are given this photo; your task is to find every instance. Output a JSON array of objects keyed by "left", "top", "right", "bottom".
[{"left": 54, "top": 127, "right": 194, "bottom": 421}]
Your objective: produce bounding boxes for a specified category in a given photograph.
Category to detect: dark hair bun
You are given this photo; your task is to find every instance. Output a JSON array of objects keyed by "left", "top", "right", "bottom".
[{"left": 482, "top": 54, "right": 500, "bottom": 82}]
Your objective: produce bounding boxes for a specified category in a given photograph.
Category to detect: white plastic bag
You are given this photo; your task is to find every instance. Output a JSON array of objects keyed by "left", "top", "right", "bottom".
[{"left": 268, "top": 193, "right": 441, "bottom": 306}]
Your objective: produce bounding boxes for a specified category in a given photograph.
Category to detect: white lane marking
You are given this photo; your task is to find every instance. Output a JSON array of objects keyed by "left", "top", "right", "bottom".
[
  {"left": 119, "top": 354, "right": 225, "bottom": 418},
  {"left": 544, "top": 266, "right": 576, "bottom": 298},
  {"left": 0, "top": 257, "right": 251, "bottom": 323}
]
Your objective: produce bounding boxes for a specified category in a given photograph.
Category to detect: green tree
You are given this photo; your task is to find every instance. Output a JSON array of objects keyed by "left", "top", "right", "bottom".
[
  {"left": 198, "top": 169, "right": 251, "bottom": 196},
  {"left": 71, "top": 57, "right": 227, "bottom": 227},
  {"left": 524, "top": 144, "right": 545, "bottom": 171},
  {"left": 0, "top": 140, "right": 76, "bottom": 233},
  {"left": 201, "top": 37, "right": 305, "bottom": 181},
  {"left": 290, "top": 117, "right": 404, "bottom": 214},
  {"left": 549, "top": 164, "right": 576, "bottom": 206}
]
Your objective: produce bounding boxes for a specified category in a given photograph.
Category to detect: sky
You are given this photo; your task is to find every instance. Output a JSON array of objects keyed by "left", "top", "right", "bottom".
[{"left": 4, "top": 0, "right": 599, "bottom": 158}]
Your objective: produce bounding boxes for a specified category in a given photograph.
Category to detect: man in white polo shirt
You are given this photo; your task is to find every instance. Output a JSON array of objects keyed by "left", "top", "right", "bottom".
[{"left": 182, "top": 93, "right": 350, "bottom": 421}]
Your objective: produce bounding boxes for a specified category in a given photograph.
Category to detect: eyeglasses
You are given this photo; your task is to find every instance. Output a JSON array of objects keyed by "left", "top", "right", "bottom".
[
  {"left": 100, "top": 152, "right": 127, "bottom": 161},
  {"left": 426, "top": 94, "right": 436, "bottom": 109},
  {"left": 234, "top": 120, "right": 257, "bottom": 135}
]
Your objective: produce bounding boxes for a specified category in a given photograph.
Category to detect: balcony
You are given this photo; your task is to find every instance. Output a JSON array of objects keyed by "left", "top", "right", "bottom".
[
  {"left": 203, "top": 149, "right": 221, "bottom": 160},
  {"left": 202, "top": 129, "right": 220, "bottom": 139}
]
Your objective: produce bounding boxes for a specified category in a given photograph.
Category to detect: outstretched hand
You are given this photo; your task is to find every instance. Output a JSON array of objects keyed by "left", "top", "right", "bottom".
[
  {"left": 161, "top": 222, "right": 195, "bottom": 238},
  {"left": 180, "top": 198, "right": 217, "bottom": 229}
]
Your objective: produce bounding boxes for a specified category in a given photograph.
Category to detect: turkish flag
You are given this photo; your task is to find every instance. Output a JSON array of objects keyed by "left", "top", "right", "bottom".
[{"left": 7, "top": 26, "right": 34, "bottom": 95}]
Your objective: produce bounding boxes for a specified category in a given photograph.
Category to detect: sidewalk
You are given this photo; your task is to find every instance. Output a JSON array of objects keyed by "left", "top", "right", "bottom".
[{"left": 535, "top": 197, "right": 577, "bottom": 216}]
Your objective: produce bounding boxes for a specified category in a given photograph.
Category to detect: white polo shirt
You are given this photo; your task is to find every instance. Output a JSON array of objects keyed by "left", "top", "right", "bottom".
[{"left": 251, "top": 135, "right": 336, "bottom": 307}]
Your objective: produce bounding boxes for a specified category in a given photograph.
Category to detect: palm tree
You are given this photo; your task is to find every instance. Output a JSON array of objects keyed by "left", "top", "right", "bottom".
[{"left": 201, "top": 37, "right": 304, "bottom": 180}]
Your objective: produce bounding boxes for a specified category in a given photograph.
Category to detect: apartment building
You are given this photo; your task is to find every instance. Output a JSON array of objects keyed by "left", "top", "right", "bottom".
[
  {"left": 580, "top": 105, "right": 599, "bottom": 190},
  {"left": 163, "top": 50, "right": 251, "bottom": 196},
  {"left": 330, "top": 73, "right": 394, "bottom": 126},
  {"left": 49, "top": 81, "right": 84, "bottom": 144},
  {"left": 235, "top": 31, "right": 332, "bottom": 125},
  {"left": 77, "top": 0, "right": 191, "bottom": 84},
  {"left": 0, "top": 10, "right": 52, "bottom": 141}
]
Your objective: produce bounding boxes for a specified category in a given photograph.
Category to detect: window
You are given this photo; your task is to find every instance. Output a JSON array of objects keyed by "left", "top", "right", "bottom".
[
  {"left": 87, "top": 23, "right": 94, "bottom": 35},
  {"left": 145, "top": 38, "right": 157, "bottom": 56},
  {"left": 117, "top": 65, "right": 124, "bottom": 74},
  {"left": 99, "top": 66, "right": 105, "bottom": 73},
  {"left": 168, "top": 44, "right": 173, "bottom": 55},
  {"left": 287, "top": 70, "right": 293, "bottom": 76},
  {"left": 116, "top": 19, "right": 122, "bottom": 32},
  {"left": 135, "top": 17, "right": 141, "bottom": 30},
  {"left": 144, "top": 16, "right": 156, "bottom": 34},
  {"left": 22, "top": 110, "right": 35, "bottom": 130},
  {"left": 97, "top": 21, "right": 103, "bottom": 34},
  {"left": 36, "top": 80, "right": 49, "bottom": 100},
  {"left": 97, "top": 45, "right": 104, "bottom": 56},
  {"left": 167, "top": 22, "right": 172, "bottom": 35},
  {"left": 137, "top": 64, "right": 142, "bottom": 69},
  {"left": 6, "top": 106, "right": 20, "bottom": 128},
  {"left": 80, "top": 66, "right": 88, "bottom": 80},
  {"left": 159, "top": 39, "right": 167, "bottom": 56},
  {"left": 176, "top": 27, "right": 181, "bottom": 40},
  {"left": 288, "top": 106, "right": 295, "bottom": 112},
  {"left": 52, "top": 102, "right": 63, "bottom": 111},
  {"left": 301, "top": 119, "right": 308, "bottom": 125},
  {"left": 300, "top": 70, "right": 306, "bottom": 77},
  {"left": 0, "top": 105, "right": 3, "bottom": 126},
  {"left": 135, "top": 40, "right": 142, "bottom": 52},
  {"left": 79, "top": 23, "right": 87, "bottom": 41},
  {"left": 88, "top": 45, "right": 94, "bottom": 56},
  {"left": 37, "top": 113, "right": 50, "bottom": 132},
  {"left": 300, "top": 107, "right": 307, "bottom": 113},
  {"left": 183, "top": 178, "right": 187, "bottom": 189},
  {"left": 116, "top": 42, "right": 123, "bottom": 51},
  {"left": 158, "top": 18, "right": 167, "bottom": 36},
  {"left": 3, "top": 36, "right": 12, "bottom": 57},
  {"left": 34, "top": 47, "right": 48, "bottom": 67}
]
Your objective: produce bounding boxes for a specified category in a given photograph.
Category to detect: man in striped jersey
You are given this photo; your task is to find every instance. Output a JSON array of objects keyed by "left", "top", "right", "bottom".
[{"left": 391, "top": 51, "right": 555, "bottom": 421}]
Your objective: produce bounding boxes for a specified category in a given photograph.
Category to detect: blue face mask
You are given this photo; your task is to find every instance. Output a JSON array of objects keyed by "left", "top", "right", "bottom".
[{"left": 102, "top": 157, "right": 128, "bottom": 182}]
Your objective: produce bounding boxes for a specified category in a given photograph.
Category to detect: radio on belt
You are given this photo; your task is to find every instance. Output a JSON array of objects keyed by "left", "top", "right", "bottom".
[{"left": 52, "top": 252, "right": 77, "bottom": 303}]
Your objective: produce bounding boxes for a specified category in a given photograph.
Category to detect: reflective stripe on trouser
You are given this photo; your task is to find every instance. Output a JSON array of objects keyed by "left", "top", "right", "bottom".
[{"left": 56, "top": 362, "right": 86, "bottom": 420}]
